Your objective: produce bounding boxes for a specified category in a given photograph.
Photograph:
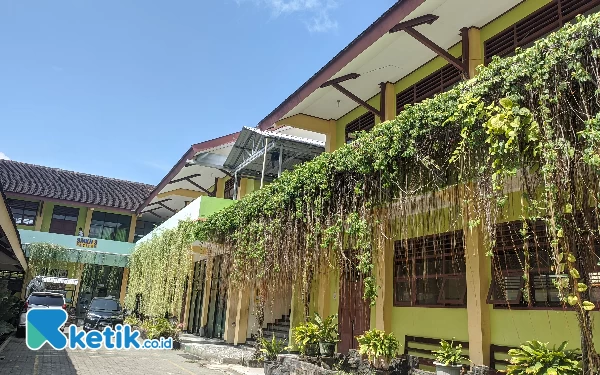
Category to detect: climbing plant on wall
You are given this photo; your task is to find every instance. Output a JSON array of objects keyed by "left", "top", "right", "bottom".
[
  {"left": 124, "top": 220, "right": 197, "bottom": 319},
  {"left": 26, "top": 243, "right": 77, "bottom": 278},
  {"left": 128, "top": 14, "right": 600, "bottom": 372}
]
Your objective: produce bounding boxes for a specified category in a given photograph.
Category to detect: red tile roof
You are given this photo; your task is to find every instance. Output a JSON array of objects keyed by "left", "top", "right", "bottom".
[{"left": 0, "top": 160, "right": 154, "bottom": 212}]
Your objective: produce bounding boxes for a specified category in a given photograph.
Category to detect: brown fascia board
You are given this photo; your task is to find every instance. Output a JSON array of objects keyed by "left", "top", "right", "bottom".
[
  {"left": 135, "top": 131, "right": 240, "bottom": 215},
  {"left": 256, "top": 0, "right": 426, "bottom": 131}
]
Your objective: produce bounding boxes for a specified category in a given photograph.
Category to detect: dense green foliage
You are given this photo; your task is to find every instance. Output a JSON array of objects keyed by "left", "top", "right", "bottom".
[
  {"left": 259, "top": 334, "right": 286, "bottom": 361},
  {"left": 507, "top": 341, "right": 581, "bottom": 375},
  {"left": 291, "top": 319, "right": 320, "bottom": 355},
  {"left": 313, "top": 313, "right": 339, "bottom": 343},
  {"left": 433, "top": 339, "right": 466, "bottom": 366},
  {"left": 125, "top": 220, "right": 196, "bottom": 317}
]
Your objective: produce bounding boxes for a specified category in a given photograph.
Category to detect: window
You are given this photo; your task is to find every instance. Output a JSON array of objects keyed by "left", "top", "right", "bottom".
[
  {"left": 134, "top": 220, "right": 156, "bottom": 243},
  {"left": 89, "top": 211, "right": 131, "bottom": 242},
  {"left": 345, "top": 112, "right": 376, "bottom": 143},
  {"left": 488, "top": 221, "right": 564, "bottom": 307},
  {"left": 394, "top": 230, "right": 466, "bottom": 307},
  {"left": 484, "top": 0, "right": 600, "bottom": 63},
  {"left": 396, "top": 63, "right": 462, "bottom": 114},
  {"left": 6, "top": 199, "right": 39, "bottom": 226},
  {"left": 90, "top": 299, "right": 121, "bottom": 312}
]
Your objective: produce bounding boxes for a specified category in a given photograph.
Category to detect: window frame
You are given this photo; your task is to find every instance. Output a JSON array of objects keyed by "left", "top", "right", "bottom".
[
  {"left": 89, "top": 211, "right": 131, "bottom": 242},
  {"left": 6, "top": 199, "right": 39, "bottom": 227},
  {"left": 393, "top": 230, "right": 466, "bottom": 308}
]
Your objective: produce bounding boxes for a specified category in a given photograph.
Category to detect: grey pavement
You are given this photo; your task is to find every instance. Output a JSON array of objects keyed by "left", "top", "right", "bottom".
[{"left": 0, "top": 335, "right": 263, "bottom": 375}]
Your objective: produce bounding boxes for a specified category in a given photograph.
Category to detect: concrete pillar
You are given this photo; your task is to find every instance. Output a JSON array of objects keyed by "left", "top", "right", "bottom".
[
  {"left": 83, "top": 208, "right": 94, "bottom": 237},
  {"left": 223, "top": 284, "right": 239, "bottom": 344},
  {"left": 463, "top": 184, "right": 491, "bottom": 366},
  {"left": 234, "top": 286, "right": 251, "bottom": 344},
  {"left": 383, "top": 82, "right": 396, "bottom": 122},
  {"left": 216, "top": 178, "right": 226, "bottom": 199},
  {"left": 34, "top": 201, "right": 44, "bottom": 231},
  {"left": 324, "top": 120, "right": 337, "bottom": 153},
  {"left": 127, "top": 215, "right": 137, "bottom": 243},
  {"left": 74, "top": 263, "right": 85, "bottom": 305},
  {"left": 288, "top": 278, "right": 305, "bottom": 346},
  {"left": 374, "top": 217, "right": 393, "bottom": 332},
  {"left": 467, "top": 27, "right": 482, "bottom": 79}
]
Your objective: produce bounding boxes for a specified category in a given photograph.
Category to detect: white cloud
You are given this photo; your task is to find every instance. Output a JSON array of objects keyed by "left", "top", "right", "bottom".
[
  {"left": 236, "top": 0, "right": 340, "bottom": 32},
  {"left": 0, "top": 152, "right": 10, "bottom": 160}
]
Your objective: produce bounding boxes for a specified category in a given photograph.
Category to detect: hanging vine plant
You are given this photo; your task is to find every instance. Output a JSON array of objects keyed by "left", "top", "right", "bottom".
[
  {"left": 26, "top": 243, "right": 78, "bottom": 278},
  {"left": 128, "top": 14, "right": 600, "bottom": 372}
]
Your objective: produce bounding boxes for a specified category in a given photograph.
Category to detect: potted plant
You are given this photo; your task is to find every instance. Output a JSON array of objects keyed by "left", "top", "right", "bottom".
[
  {"left": 356, "top": 329, "right": 400, "bottom": 372},
  {"left": 292, "top": 321, "right": 320, "bottom": 357},
  {"left": 259, "top": 334, "right": 285, "bottom": 373},
  {"left": 506, "top": 341, "right": 581, "bottom": 375},
  {"left": 314, "top": 313, "right": 339, "bottom": 357},
  {"left": 432, "top": 339, "right": 466, "bottom": 375}
]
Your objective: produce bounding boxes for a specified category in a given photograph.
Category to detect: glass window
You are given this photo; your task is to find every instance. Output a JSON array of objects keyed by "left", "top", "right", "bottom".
[
  {"left": 6, "top": 199, "right": 39, "bottom": 226},
  {"left": 393, "top": 230, "right": 466, "bottom": 307},
  {"left": 89, "top": 211, "right": 130, "bottom": 242},
  {"left": 134, "top": 220, "right": 156, "bottom": 242},
  {"left": 90, "top": 299, "right": 121, "bottom": 312},
  {"left": 28, "top": 294, "right": 64, "bottom": 306}
]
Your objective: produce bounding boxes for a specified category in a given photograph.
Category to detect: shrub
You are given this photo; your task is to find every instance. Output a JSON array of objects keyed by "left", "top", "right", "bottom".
[
  {"left": 291, "top": 321, "right": 319, "bottom": 355},
  {"left": 356, "top": 329, "right": 400, "bottom": 369},
  {"left": 433, "top": 339, "right": 466, "bottom": 366},
  {"left": 314, "top": 313, "right": 339, "bottom": 343},
  {"left": 259, "top": 334, "right": 285, "bottom": 361},
  {"left": 506, "top": 341, "right": 581, "bottom": 375}
]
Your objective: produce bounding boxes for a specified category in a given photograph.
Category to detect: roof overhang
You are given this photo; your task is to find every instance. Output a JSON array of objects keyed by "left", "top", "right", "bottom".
[
  {"left": 136, "top": 132, "right": 239, "bottom": 219},
  {"left": 0, "top": 185, "right": 26, "bottom": 271},
  {"left": 222, "top": 127, "right": 325, "bottom": 181},
  {"left": 258, "top": 0, "right": 524, "bottom": 128}
]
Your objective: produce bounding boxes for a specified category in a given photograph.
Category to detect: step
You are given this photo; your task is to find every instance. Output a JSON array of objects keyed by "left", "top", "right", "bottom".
[
  {"left": 262, "top": 330, "right": 289, "bottom": 341},
  {"left": 266, "top": 324, "right": 290, "bottom": 333}
]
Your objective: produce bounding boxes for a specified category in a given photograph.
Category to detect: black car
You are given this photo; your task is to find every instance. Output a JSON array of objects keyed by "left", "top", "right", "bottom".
[{"left": 83, "top": 297, "right": 124, "bottom": 331}]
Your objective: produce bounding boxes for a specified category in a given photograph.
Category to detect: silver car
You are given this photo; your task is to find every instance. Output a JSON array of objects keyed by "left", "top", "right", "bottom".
[{"left": 17, "top": 292, "right": 66, "bottom": 337}]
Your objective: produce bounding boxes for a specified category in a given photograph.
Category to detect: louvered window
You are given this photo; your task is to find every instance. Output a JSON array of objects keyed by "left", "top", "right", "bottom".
[
  {"left": 345, "top": 112, "right": 376, "bottom": 143},
  {"left": 394, "top": 230, "right": 466, "bottom": 307},
  {"left": 224, "top": 178, "right": 235, "bottom": 200},
  {"left": 484, "top": 0, "right": 600, "bottom": 63},
  {"left": 489, "top": 221, "right": 565, "bottom": 307},
  {"left": 396, "top": 63, "right": 462, "bottom": 114}
]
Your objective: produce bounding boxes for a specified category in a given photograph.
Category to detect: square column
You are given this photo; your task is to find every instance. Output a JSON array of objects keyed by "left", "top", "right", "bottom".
[
  {"left": 374, "top": 219, "right": 393, "bottom": 332},
  {"left": 234, "top": 286, "right": 251, "bottom": 345}
]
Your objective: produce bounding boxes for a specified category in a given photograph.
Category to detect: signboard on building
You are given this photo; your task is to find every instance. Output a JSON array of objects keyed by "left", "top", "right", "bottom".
[{"left": 76, "top": 237, "right": 98, "bottom": 248}]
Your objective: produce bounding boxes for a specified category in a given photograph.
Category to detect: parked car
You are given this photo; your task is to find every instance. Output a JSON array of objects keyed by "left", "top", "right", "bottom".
[
  {"left": 83, "top": 297, "right": 124, "bottom": 332},
  {"left": 17, "top": 292, "right": 67, "bottom": 337}
]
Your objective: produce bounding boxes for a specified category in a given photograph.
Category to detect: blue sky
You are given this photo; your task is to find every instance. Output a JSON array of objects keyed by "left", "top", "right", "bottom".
[{"left": 0, "top": 0, "right": 396, "bottom": 185}]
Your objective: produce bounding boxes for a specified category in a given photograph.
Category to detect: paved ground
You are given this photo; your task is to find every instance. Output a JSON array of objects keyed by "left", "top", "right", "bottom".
[{"left": 0, "top": 335, "right": 264, "bottom": 375}]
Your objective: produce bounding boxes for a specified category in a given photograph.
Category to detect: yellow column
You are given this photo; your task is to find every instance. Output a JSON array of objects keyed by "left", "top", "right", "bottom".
[
  {"left": 200, "top": 257, "right": 214, "bottom": 329},
  {"left": 467, "top": 27, "right": 482, "bottom": 79},
  {"left": 288, "top": 278, "right": 305, "bottom": 346},
  {"left": 223, "top": 284, "right": 239, "bottom": 343},
  {"left": 34, "top": 201, "right": 44, "bottom": 231},
  {"left": 324, "top": 120, "right": 337, "bottom": 153},
  {"left": 128, "top": 214, "right": 137, "bottom": 243},
  {"left": 73, "top": 264, "right": 85, "bottom": 305},
  {"left": 317, "top": 253, "right": 332, "bottom": 318},
  {"left": 238, "top": 178, "right": 248, "bottom": 200},
  {"left": 216, "top": 178, "right": 226, "bottom": 199},
  {"left": 383, "top": 82, "right": 396, "bottom": 122},
  {"left": 83, "top": 208, "right": 94, "bottom": 237},
  {"left": 374, "top": 216, "right": 393, "bottom": 332},
  {"left": 234, "top": 286, "right": 251, "bottom": 344},
  {"left": 119, "top": 268, "right": 129, "bottom": 305},
  {"left": 463, "top": 184, "right": 491, "bottom": 366}
]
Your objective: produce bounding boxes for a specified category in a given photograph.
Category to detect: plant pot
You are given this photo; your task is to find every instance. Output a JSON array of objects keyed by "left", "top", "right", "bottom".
[
  {"left": 172, "top": 341, "right": 181, "bottom": 350},
  {"left": 319, "top": 342, "right": 336, "bottom": 357},
  {"left": 434, "top": 362, "right": 463, "bottom": 375},
  {"left": 305, "top": 343, "right": 319, "bottom": 357}
]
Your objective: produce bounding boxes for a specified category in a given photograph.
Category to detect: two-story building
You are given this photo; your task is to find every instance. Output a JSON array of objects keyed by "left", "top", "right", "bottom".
[
  {"left": 131, "top": 0, "right": 600, "bottom": 371},
  {"left": 0, "top": 159, "right": 159, "bottom": 311}
]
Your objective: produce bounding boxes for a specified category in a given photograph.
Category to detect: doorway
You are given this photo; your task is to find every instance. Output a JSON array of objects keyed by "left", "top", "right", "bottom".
[
  {"left": 206, "top": 256, "right": 228, "bottom": 339},
  {"left": 338, "top": 253, "right": 370, "bottom": 353},
  {"left": 49, "top": 206, "right": 79, "bottom": 235}
]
